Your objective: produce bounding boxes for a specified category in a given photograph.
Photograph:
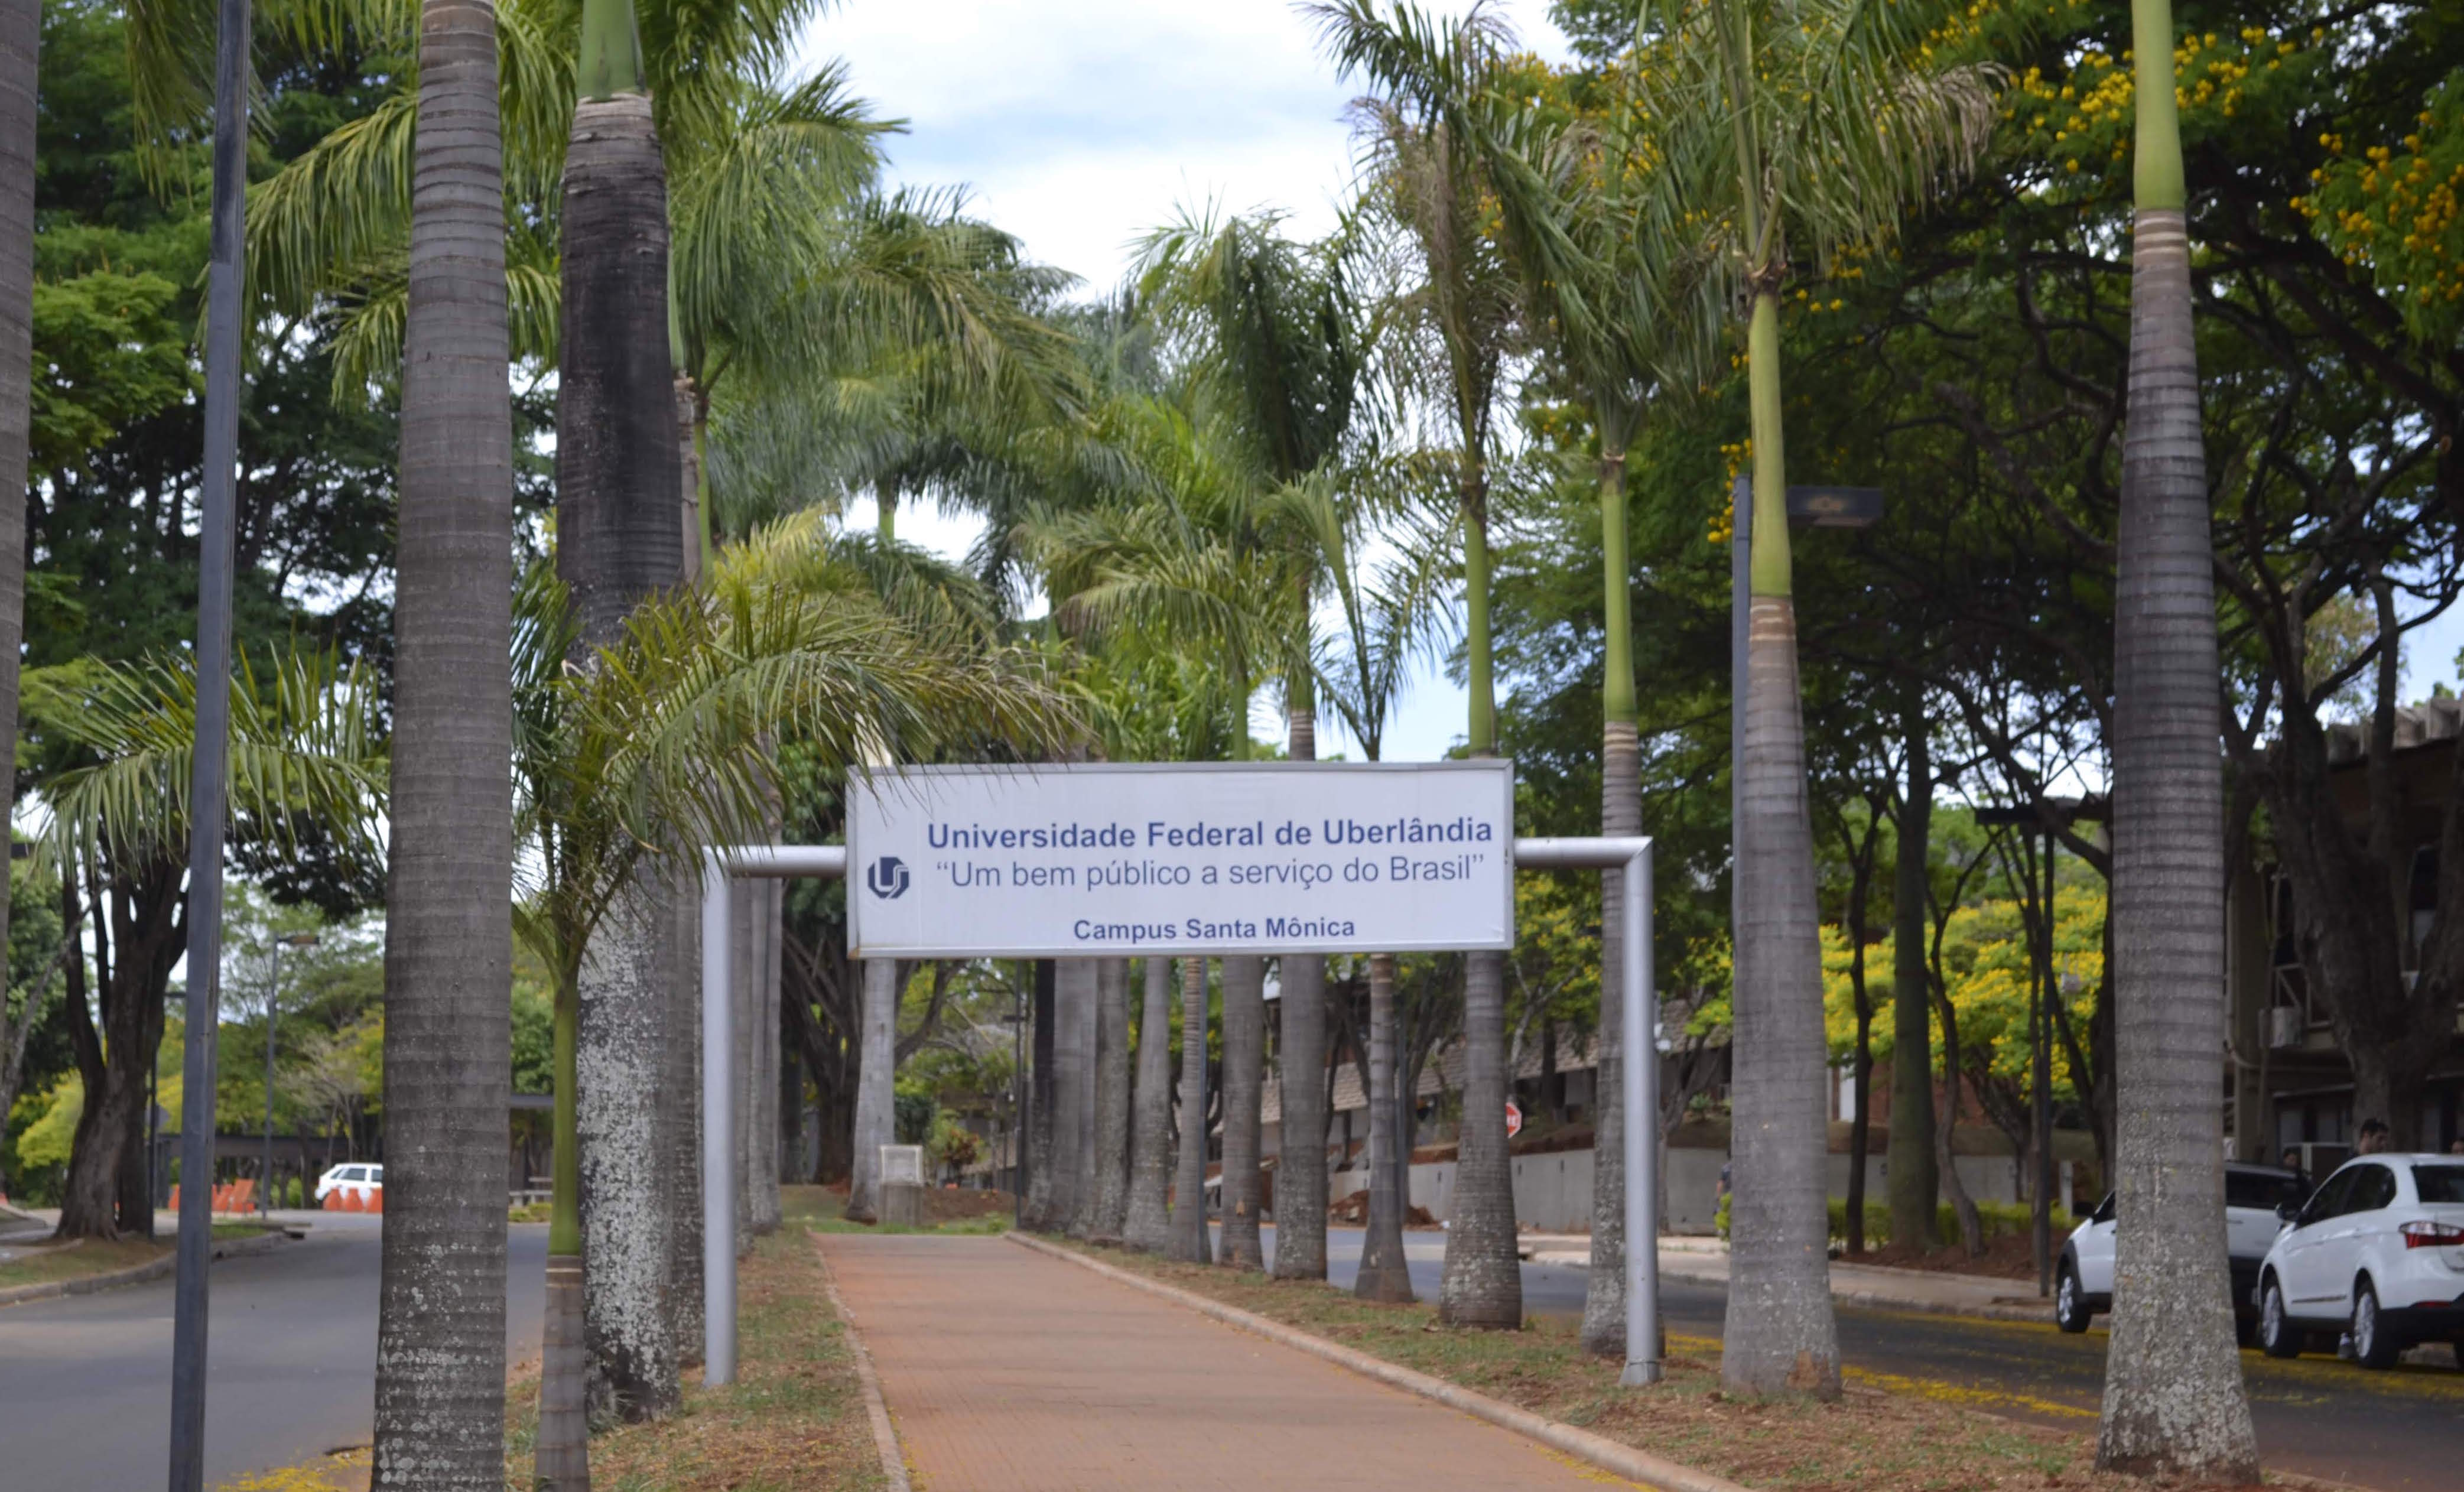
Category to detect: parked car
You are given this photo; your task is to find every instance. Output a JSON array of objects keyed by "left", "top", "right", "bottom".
[
  {"left": 2257, "top": 1153, "right": 2464, "bottom": 1368},
  {"left": 315, "top": 1162, "right": 384, "bottom": 1206},
  {"left": 2056, "top": 1161, "right": 2309, "bottom": 1339}
]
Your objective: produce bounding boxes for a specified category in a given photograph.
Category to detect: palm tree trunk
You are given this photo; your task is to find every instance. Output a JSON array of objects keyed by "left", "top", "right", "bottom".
[
  {"left": 578, "top": 888, "right": 676, "bottom": 1421},
  {"left": 1273, "top": 703, "right": 1328, "bottom": 1280},
  {"left": 1722, "top": 288, "right": 1841, "bottom": 1397},
  {"left": 1169, "top": 956, "right": 1214, "bottom": 1262},
  {"left": 1888, "top": 695, "right": 1939, "bottom": 1250},
  {"left": 1055, "top": 957, "right": 1097, "bottom": 1235},
  {"left": 661, "top": 861, "right": 702, "bottom": 1367},
  {"left": 1091, "top": 956, "right": 1133, "bottom": 1241},
  {"left": 2095, "top": 11, "right": 2259, "bottom": 1468},
  {"left": 558, "top": 71, "right": 684, "bottom": 1425},
  {"left": 0, "top": 0, "right": 34, "bottom": 1050},
  {"left": 1438, "top": 945, "right": 1519, "bottom": 1327},
  {"left": 374, "top": 0, "right": 515, "bottom": 1477},
  {"left": 1218, "top": 953, "right": 1267, "bottom": 1267},
  {"left": 1355, "top": 951, "right": 1413, "bottom": 1301},
  {"left": 846, "top": 958, "right": 898, "bottom": 1222},
  {"left": 665, "top": 388, "right": 704, "bottom": 1367},
  {"left": 1025, "top": 960, "right": 1058, "bottom": 1230},
  {"left": 1441, "top": 438, "right": 1518, "bottom": 1327},
  {"left": 1583, "top": 443, "right": 1637, "bottom": 1354},
  {"left": 1123, "top": 956, "right": 1176, "bottom": 1250},
  {"left": 536, "top": 960, "right": 587, "bottom": 1491}
]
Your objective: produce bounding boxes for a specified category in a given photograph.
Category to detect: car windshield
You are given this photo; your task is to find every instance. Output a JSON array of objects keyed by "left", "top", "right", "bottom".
[
  {"left": 2415, "top": 1165, "right": 2464, "bottom": 1204},
  {"left": 2225, "top": 1170, "right": 2306, "bottom": 1211}
]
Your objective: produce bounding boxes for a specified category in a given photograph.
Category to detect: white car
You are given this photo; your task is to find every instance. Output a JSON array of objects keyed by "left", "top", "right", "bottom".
[
  {"left": 2056, "top": 1161, "right": 2308, "bottom": 1340},
  {"left": 2256, "top": 1153, "right": 2464, "bottom": 1367},
  {"left": 315, "top": 1162, "right": 384, "bottom": 1205}
]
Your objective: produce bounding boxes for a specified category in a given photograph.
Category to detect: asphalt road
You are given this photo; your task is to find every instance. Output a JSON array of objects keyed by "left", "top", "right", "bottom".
[
  {"left": 0, "top": 1214, "right": 548, "bottom": 1491},
  {"left": 1241, "top": 1224, "right": 2464, "bottom": 1492}
]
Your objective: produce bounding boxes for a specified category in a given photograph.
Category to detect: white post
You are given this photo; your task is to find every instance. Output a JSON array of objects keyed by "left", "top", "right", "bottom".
[
  {"left": 700, "top": 853, "right": 736, "bottom": 1386},
  {"left": 1620, "top": 842, "right": 1661, "bottom": 1387}
]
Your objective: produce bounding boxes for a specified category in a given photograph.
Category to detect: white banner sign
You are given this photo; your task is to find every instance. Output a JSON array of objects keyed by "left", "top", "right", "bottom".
[{"left": 848, "top": 762, "right": 1514, "bottom": 957}]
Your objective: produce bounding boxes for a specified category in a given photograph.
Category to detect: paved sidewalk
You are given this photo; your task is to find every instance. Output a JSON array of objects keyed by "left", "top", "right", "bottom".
[
  {"left": 1519, "top": 1233, "right": 2052, "bottom": 1324},
  {"left": 821, "top": 1234, "right": 1633, "bottom": 1492}
]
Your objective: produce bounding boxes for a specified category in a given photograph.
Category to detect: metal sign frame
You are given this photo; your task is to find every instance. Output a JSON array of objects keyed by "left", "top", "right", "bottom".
[
  {"left": 846, "top": 759, "right": 1518, "bottom": 958},
  {"left": 698, "top": 832, "right": 1663, "bottom": 1390}
]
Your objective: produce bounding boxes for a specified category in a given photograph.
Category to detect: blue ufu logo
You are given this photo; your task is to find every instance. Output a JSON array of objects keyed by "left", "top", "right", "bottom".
[{"left": 866, "top": 855, "right": 911, "bottom": 899}]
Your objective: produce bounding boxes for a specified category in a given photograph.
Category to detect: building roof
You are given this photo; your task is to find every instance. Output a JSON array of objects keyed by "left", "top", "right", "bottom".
[{"left": 2325, "top": 698, "right": 2464, "bottom": 766}]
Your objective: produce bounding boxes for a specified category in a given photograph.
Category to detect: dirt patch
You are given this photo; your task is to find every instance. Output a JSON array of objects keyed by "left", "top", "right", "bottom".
[
  {"left": 1046, "top": 1237, "right": 2290, "bottom": 1491},
  {"left": 1848, "top": 1231, "right": 2041, "bottom": 1283},
  {"left": 925, "top": 1185, "right": 1013, "bottom": 1223},
  {"left": 1327, "top": 1189, "right": 1438, "bottom": 1228}
]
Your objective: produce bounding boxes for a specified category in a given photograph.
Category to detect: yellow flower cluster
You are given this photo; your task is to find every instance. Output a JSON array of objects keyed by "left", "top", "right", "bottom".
[{"left": 2298, "top": 84, "right": 2464, "bottom": 337}]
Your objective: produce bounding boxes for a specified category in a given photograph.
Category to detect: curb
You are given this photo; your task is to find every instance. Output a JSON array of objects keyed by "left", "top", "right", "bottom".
[
  {"left": 0, "top": 1228, "right": 291, "bottom": 1309},
  {"left": 1608, "top": 1256, "right": 2055, "bottom": 1329},
  {"left": 811, "top": 1237, "right": 914, "bottom": 1492},
  {"left": 1007, "top": 1231, "right": 1756, "bottom": 1492}
]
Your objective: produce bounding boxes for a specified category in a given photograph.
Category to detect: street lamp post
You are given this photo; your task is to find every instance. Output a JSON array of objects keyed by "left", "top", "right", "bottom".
[{"left": 262, "top": 933, "right": 320, "bottom": 1218}]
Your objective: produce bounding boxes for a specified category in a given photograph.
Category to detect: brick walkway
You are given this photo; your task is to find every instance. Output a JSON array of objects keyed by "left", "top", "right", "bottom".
[{"left": 821, "top": 1234, "right": 1626, "bottom": 1491}]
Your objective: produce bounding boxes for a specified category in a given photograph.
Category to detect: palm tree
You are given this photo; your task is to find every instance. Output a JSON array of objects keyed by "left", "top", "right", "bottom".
[
  {"left": 1122, "top": 955, "right": 1176, "bottom": 1250},
  {"left": 30, "top": 648, "right": 388, "bottom": 1241},
  {"left": 1637, "top": 0, "right": 1995, "bottom": 1395},
  {"left": 372, "top": 0, "right": 518, "bottom": 1477},
  {"left": 2092, "top": 0, "right": 2259, "bottom": 1476},
  {"left": 1309, "top": 0, "right": 1532, "bottom": 1333},
  {"left": 1169, "top": 955, "right": 1214, "bottom": 1263},
  {"left": 1135, "top": 207, "right": 1358, "bottom": 1278},
  {"left": 555, "top": 0, "right": 690, "bottom": 1436},
  {"left": 1090, "top": 955, "right": 1133, "bottom": 1240},
  {"left": 1304, "top": 487, "right": 1451, "bottom": 1303}
]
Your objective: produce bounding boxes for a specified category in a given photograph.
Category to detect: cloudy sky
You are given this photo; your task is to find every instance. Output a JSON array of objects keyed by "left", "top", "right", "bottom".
[
  {"left": 792, "top": 0, "right": 1573, "bottom": 759},
  {"left": 789, "top": 1, "right": 2463, "bottom": 755}
]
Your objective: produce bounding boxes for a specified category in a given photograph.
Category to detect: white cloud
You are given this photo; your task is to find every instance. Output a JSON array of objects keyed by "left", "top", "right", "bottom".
[{"left": 798, "top": 0, "right": 1576, "bottom": 759}]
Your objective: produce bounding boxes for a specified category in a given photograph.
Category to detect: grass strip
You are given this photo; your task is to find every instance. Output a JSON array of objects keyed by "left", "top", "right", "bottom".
[{"left": 1031, "top": 1234, "right": 2296, "bottom": 1492}]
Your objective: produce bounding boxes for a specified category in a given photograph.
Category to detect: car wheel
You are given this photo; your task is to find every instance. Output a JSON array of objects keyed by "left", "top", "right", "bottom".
[
  {"left": 2351, "top": 1280, "right": 2402, "bottom": 1370},
  {"left": 2055, "top": 1263, "right": 2092, "bottom": 1334},
  {"left": 2258, "top": 1277, "right": 2303, "bottom": 1359}
]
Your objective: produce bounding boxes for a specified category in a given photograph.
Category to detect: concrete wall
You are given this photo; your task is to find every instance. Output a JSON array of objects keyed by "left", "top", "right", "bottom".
[{"left": 1327, "top": 1145, "right": 2023, "bottom": 1234}]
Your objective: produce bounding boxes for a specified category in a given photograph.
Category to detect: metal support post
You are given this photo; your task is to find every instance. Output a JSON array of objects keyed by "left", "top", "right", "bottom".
[
  {"left": 1513, "top": 836, "right": 1660, "bottom": 1386},
  {"left": 168, "top": 0, "right": 252, "bottom": 1474},
  {"left": 702, "top": 844, "right": 847, "bottom": 1386}
]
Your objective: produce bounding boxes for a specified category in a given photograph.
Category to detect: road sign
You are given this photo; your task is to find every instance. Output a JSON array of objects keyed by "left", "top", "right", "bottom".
[
  {"left": 848, "top": 761, "right": 1515, "bottom": 958},
  {"left": 1504, "top": 1100, "right": 1522, "bottom": 1139}
]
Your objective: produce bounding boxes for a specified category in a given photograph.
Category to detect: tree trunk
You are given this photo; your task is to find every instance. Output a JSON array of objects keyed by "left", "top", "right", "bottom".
[
  {"left": 1054, "top": 957, "right": 1097, "bottom": 1235},
  {"left": 579, "top": 886, "right": 677, "bottom": 1422},
  {"left": 1355, "top": 952, "right": 1413, "bottom": 1301},
  {"left": 56, "top": 873, "right": 178, "bottom": 1241},
  {"left": 1582, "top": 718, "right": 1639, "bottom": 1354},
  {"left": 558, "top": 80, "right": 684, "bottom": 1428},
  {"left": 373, "top": 0, "right": 515, "bottom": 1476},
  {"left": 1091, "top": 957, "right": 1133, "bottom": 1241},
  {"left": 1025, "top": 960, "right": 1058, "bottom": 1230},
  {"left": 1722, "top": 289, "right": 1841, "bottom": 1397},
  {"left": 1217, "top": 954, "right": 1266, "bottom": 1267},
  {"left": 664, "top": 391, "right": 703, "bottom": 1370},
  {"left": 1888, "top": 699, "right": 1940, "bottom": 1249},
  {"left": 846, "top": 958, "right": 898, "bottom": 1221},
  {"left": 1124, "top": 956, "right": 1176, "bottom": 1251},
  {"left": 1272, "top": 705, "right": 1329, "bottom": 1280},
  {"left": 1169, "top": 957, "right": 1214, "bottom": 1262},
  {"left": 536, "top": 960, "right": 587, "bottom": 1491},
  {"left": 1438, "top": 947, "right": 1520, "bottom": 1327},
  {"left": 2092, "top": 171, "right": 2260, "bottom": 1478},
  {"left": 662, "top": 860, "right": 701, "bottom": 1369}
]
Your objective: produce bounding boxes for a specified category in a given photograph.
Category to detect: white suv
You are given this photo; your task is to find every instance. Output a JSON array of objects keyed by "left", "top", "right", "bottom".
[
  {"left": 2256, "top": 1154, "right": 2464, "bottom": 1368},
  {"left": 2056, "top": 1161, "right": 2307, "bottom": 1340}
]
